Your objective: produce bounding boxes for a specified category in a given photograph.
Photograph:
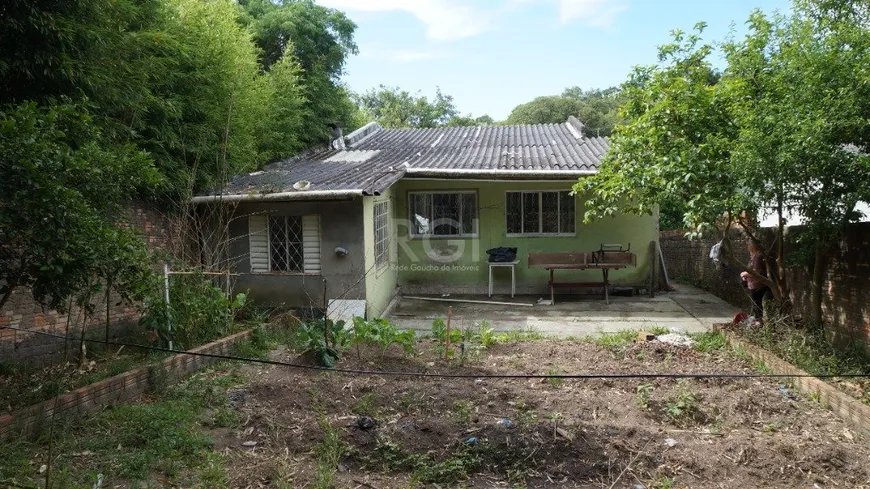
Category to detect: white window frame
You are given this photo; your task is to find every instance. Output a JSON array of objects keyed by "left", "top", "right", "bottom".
[
  {"left": 505, "top": 190, "right": 576, "bottom": 237},
  {"left": 373, "top": 200, "right": 390, "bottom": 268},
  {"left": 407, "top": 190, "right": 478, "bottom": 238}
]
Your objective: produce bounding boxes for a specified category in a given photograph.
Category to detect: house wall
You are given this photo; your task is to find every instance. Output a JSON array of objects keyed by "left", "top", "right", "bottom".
[
  {"left": 228, "top": 199, "right": 367, "bottom": 310},
  {"left": 363, "top": 188, "right": 399, "bottom": 318},
  {"left": 392, "top": 180, "right": 658, "bottom": 295}
]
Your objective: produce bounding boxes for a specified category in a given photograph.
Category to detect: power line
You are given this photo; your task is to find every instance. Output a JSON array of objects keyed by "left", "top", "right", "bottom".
[{"left": 4, "top": 324, "right": 869, "bottom": 380}]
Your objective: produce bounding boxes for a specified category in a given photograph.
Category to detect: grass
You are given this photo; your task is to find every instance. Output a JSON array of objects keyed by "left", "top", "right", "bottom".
[
  {"left": 590, "top": 329, "right": 638, "bottom": 349},
  {"left": 492, "top": 328, "right": 546, "bottom": 343},
  {"left": 313, "top": 417, "right": 348, "bottom": 489},
  {"left": 0, "top": 331, "right": 276, "bottom": 488},
  {"left": 737, "top": 316, "right": 870, "bottom": 377},
  {"left": 544, "top": 369, "right": 564, "bottom": 388},
  {"left": 690, "top": 330, "right": 727, "bottom": 353},
  {"left": 361, "top": 436, "right": 481, "bottom": 485},
  {"left": 0, "top": 335, "right": 166, "bottom": 411}
]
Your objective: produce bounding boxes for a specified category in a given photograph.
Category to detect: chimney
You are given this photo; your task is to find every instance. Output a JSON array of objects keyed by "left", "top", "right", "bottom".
[{"left": 330, "top": 124, "right": 346, "bottom": 150}]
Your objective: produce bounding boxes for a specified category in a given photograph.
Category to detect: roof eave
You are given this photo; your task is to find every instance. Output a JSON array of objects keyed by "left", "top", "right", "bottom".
[
  {"left": 190, "top": 189, "right": 365, "bottom": 204},
  {"left": 402, "top": 168, "right": 597, "bottom": 179}
]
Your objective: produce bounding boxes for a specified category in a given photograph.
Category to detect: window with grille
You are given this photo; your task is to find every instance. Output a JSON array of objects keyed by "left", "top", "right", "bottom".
[
  {"left": 505, "top": 191, "right": 575, "bottom": 236},
  {"left": 408, "top": 191, "right": 477, "bottom": 237},
  {"left": 269, "top": 216, "right": 303, "bottom": 272},
  {"left": 374, "top": 200, "right": 390, "bottom": 267},
  {"left": 248, "top": 214, "right": 321, "bottom": 274}
]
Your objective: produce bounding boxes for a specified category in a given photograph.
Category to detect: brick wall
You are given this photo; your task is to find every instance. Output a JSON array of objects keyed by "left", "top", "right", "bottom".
[
  {"left": 661, "top": 223, "right": 870, "bottom": 343},
  {"left": 0, "top": 202, "right": 171, "bottom": 367},
  {"left": 0, "top": 328, "right": 253, "bottom": 441}
]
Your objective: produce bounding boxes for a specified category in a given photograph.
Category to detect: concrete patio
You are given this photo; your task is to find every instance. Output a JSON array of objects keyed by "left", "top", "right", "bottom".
[{"left": 385, "top": 283, "right": 739, "bottom": 337}]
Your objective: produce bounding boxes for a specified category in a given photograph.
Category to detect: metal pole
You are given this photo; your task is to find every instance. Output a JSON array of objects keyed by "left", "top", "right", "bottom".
[{"left": 164, "top": 263, "right": 173, "bottom": 350}]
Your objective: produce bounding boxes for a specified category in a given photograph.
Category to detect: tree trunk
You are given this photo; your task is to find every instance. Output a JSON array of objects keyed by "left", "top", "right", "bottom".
[
  {"left": 810, "top": 247, "right": 826, "bottom": 326},
  {"left": 776, "top": 195, "right": 788, "bottom": 298}
]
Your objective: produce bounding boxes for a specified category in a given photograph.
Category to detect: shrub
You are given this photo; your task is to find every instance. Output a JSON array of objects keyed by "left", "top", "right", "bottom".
[
  {"left": 350, "top": 317, "right": 416, "bottom": 358},
  {"left": 295, "top": 318, "right": 349, "bottom": 368},
  {"left": 139, "top": 271, "right": 249, "bottom": 349}
]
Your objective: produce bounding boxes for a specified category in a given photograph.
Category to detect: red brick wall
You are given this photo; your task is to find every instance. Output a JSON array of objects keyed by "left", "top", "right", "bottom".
[
  {"left": 0, "top": 329, "right": 253, "bottom": 440},
  {"left": 0, "top": 202, "right": 170, "bottom": 367},
  {"left": 661, "top": 223, "right": 870, "bottom": 343}
]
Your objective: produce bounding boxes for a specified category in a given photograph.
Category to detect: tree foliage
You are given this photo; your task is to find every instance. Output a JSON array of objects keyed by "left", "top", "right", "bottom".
[
  {"left": 0, "top": 102, "right": 158, "bottom": 311},
  {"left": 506, "top": 87, "right": 623, "bottom": 135},
  {"left": 0, "top": 0, "right": 363, "bottom": 314},
  {"left": 578, "top": 3, "right": 870, "bottom": 321},
  {"left": 356, "top": 85, "right": 493, "bottom": 129},
  {"left": 240, "top": 0, "right": 361, "bottom": 147}
]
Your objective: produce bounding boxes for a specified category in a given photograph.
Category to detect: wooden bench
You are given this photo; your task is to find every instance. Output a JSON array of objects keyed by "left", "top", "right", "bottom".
[{"left": 528, "top": 250, "right": 637, "bottom": 304}]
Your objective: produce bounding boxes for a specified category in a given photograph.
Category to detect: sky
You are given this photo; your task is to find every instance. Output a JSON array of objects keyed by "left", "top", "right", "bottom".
[{"left": 316, "top": 0, "right": 791, "bottom": 121}]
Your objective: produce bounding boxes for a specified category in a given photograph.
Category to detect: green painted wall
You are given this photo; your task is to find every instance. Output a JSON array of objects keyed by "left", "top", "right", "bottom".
[
  {"left": 392, "top": 180, "right": 658, "bottom": 294},
  {"left": 363, "top": 188, "right": 399, "bottom": 318}
]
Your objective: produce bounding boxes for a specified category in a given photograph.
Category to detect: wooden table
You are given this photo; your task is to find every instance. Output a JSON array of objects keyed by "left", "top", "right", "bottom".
[{"left": 528, "top": 252, "right": 637, "bottom": 305}]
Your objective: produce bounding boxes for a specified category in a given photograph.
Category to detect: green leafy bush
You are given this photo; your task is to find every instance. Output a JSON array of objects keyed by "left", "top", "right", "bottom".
[
  {"left": 139, "top": 271, "right": 249, "bottom": 349},
  {"left": 295, "top": 318, "right": 349, "bottom": 368},
  {"left": 350, "top": 317, "right": 416, "bottom": 358}
]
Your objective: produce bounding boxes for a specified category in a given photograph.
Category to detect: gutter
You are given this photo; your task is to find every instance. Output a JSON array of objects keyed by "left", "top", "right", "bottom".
[
  {"left": 402, "top": 168, "right": 597, "bottom": 178},
  {"left": 190, "top": 189, "right": 365, "bottom": 203}
]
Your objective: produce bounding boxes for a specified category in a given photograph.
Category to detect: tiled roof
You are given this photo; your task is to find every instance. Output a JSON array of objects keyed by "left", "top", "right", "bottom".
[{"left": 202, "top": 117, "right": 609, "bottom": 198}]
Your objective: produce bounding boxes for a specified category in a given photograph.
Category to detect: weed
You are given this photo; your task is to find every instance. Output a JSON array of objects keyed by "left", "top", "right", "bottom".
[
  {"left": 636, "top": 383, "right": 655, "bottom": 409},
  {"left": 412, "top": 448, "right": 481, "bottom": 484},
  {"left": 208, "top": 405, "right": 242, "bottom": 428},
  {"left": 738, "top": 315, "right": 870, "bottom": 377},
  {"left": 0, "top": 363, "right": 247, "bottom": 487},
  {"left": 808, "top": 390, "right": 822, "bottom": 403},
  {"left": 452, "top": 400, "right": 473, "bottom": 424},
  {"left": 691, "top": 331, "right": 727, "bottom": 352},
  {"left": 590, "top": 330, "right": 637, "bottom": 349},
  {"left": 752, "top": 358, "right": 772, "bottom": 374},
  {"left": 493, "top": 328, "right": 545, "bottom": 343},
  {"left": 649, "top": 476, "right": 675, "bottom": 488},
  {"left": 313, "top": 418, "right": 348, "bottom": 489},
  {"left": 650, "top": 326, "right": 671, "bottom": 335},
  {"left": 361, "top": 437, "right": 480, "bottom": 484},
  {"left": 514, "top": 399, "right": 538, "bottom": 426},
  {"left": 762, "top": 420, "right": 785, "bottom": 433},
  {"left": 664, "top": 380, "right": 701, "bottom": 424},
  {"left": 545, "top": 369, "right": 564, "bottom": 388},
  {"left": 351, "top": 393, "right": 377, "bottom": 417}
]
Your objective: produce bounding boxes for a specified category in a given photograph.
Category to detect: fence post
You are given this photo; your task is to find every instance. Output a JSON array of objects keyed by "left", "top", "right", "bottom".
[{"left": 163, "top": 263, "right": 173, "bottom": 350}]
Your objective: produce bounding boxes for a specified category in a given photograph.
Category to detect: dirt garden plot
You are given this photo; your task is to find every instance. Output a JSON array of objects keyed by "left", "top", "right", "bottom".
[{"left": 211, "top": 335, "right": 870, "bottom": 489}]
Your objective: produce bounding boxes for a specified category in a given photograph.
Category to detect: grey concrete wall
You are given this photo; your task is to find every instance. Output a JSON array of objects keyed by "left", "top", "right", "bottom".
[{"left": 229, "top": 199, "right": 367, "bottom": 309}]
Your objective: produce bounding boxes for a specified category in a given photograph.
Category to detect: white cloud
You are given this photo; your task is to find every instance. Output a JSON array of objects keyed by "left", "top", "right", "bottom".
[
  {"left": 509, "top": 0, "right": 627, "bottom": 27},
  {"left": 557, "top": 0, "right": 627, "bottom": 27},
  {"left": 359, "top": 44, "right": 448, "bottom": 63},
  {"left": 316, "top": 0, "right": 492, "bottom": 41}
]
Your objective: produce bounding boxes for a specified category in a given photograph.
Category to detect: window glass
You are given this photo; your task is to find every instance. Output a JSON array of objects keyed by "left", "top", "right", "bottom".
[{"left": 522, "top": 192, "right": 540, "bottom": 234}]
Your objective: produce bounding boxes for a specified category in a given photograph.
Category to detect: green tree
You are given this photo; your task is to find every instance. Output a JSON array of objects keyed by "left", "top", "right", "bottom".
[
  {"left": 357, "top": 85, "right": 461, "bottom": 129},
  {"left": 240, "top": 0, "right": 360, "bottom": 146},
  {"left": 447, "top": 114, "right": 496, "bottom": 127},
  {"left": 506, "top": 87, "right": 622, "bottom": 135},
  {"left": 579, "top": 6, "right": 870, "bottom": 323},
  {"left": 0, "top": 102, "right": 158, "bottom": 312}
]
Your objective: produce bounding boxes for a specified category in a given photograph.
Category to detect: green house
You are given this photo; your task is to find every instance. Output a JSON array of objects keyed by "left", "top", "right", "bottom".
[{"left": 192, "top": 117, "right": 659, "bottom": 319}]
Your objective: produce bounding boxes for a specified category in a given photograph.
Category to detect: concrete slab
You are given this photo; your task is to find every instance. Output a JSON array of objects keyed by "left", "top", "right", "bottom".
[{"left": 385, "top": 283, "right": 739, "bottom": 337}]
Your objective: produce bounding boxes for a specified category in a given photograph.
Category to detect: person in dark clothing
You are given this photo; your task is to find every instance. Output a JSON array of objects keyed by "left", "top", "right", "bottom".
[{"left": 740, "top": 241, "right": 769, "bottom": 324}]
